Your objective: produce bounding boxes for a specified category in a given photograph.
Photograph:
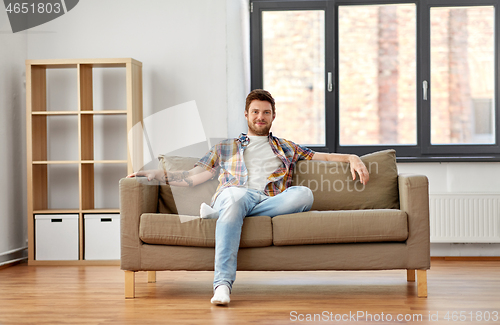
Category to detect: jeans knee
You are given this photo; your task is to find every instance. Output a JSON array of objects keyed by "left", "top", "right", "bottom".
[
  {"left": 297, "top": 186, "right": 314, "bottom": 210},
  {"left": 214, "top": 187, "right": 252, "bottom": 223},
  {"left": 285, "top": 186, "right": 314, "bottom": 211}
]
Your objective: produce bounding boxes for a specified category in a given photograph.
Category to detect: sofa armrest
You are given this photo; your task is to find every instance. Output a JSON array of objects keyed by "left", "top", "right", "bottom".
[
  {"left": 398, "top": 173, "right": 430, "bottom": 269},
  {"left": 120, "top": 177, "right": 159, "bottom": 271}
]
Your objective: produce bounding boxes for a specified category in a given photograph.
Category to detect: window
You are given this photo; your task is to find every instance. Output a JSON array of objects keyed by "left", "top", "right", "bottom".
[
  {"left": 262, "top": 10, "right": 325, "bottom": 146},
  {"left": 338, "top": 4, "right": 416, "bottom": 146},
  {"left": 430, "top": 6, "right": 495, "bottom": 145},
  {"left": 251, "top": 0, "right": 500, "bottom": 160}
]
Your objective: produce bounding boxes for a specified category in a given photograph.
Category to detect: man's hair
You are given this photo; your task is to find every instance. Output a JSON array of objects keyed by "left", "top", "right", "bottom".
[{"left": 245, "top": 89, "right": 276, "bottom": 114}]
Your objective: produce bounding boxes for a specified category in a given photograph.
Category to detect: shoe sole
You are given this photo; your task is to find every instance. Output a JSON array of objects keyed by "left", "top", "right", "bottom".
[{"left": 211, "top": 299, "right": 229, "bottom": 306}]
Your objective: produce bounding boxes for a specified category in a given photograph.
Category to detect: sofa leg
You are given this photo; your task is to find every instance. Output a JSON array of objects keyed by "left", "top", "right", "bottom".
[
  {"left": 125, "top": 271, "right": 136, "bottom": 299},
  {"left": 406, "top": 269, "right": 415, "bottom": 282},
  {"left": 148, "top": 271, "right": 157, "bottom": 283},
  {"left": 417, "top": 270, "right": 427, "bottom": 298}
]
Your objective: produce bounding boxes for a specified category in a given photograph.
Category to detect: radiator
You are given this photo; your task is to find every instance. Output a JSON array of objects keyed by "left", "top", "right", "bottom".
[{"left": 429, "top": 194, "right": 500, "bottom": 243}]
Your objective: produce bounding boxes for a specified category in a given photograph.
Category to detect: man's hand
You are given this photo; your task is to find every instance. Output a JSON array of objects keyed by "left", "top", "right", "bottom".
[
  {"left": 348, "top": 155, "right": 369, "bottom": 185},
  {"left": 126, "top": 166, "right": 214, "bottom": 187},
  {"left": 126, "top": 169, "right": 163, "bottom": 181}
]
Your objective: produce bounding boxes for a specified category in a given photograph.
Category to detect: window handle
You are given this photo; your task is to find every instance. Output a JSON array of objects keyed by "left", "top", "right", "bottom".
[
  {"left": 327, "top": 72, "right": 333, "bottom": 92},
  {"left": 423, "top": 80, "right": 428, "bottom": 100}
]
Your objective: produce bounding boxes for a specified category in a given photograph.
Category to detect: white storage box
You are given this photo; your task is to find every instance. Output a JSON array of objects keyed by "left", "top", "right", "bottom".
[
  {"left": 35, "top": 214, "right": 79, "bottom": 260},
  {"left": 84, "top": 214, "right": 120, "bottom": 260}
]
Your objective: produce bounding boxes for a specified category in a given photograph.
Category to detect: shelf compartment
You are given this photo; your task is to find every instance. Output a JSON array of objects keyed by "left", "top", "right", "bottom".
[
  {"left": 80, "top": 114, "right": 128, "bottom": 161},
  {"left": 94, "top": 114, "right": 128, "bottom": 161},
  {"left": 32, "top": 165, "right": 84, "bottom": 212},
  {"left": 92, "top": 67, "right": 127, "bottom": 111},
  {"left": 46, "top": 67, "right": 78, "bottom": 112},
  {"left": 42, "top": 164, "right": 80, "bottom": 210},
  {"left": 83, "top": 163, "right": 127, "bottom": 210},
  {"left": 32, "top": 115, "right": 79, "bottom": 161}
]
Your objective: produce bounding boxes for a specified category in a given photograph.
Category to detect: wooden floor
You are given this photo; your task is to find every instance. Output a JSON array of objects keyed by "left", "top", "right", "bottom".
[{"left": 0, "top": 260, "right": 499, "bottom": 325}]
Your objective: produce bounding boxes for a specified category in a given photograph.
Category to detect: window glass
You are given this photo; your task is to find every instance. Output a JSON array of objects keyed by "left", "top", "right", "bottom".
[
  {"left": 262, "top": 10, "right": 325, "bottom": 145},
  {"left": 338, "top": 4, "right": 417, "bottom": 145},
  {"left": 430, "top": 6, "right": 495, "bottom": 144}
]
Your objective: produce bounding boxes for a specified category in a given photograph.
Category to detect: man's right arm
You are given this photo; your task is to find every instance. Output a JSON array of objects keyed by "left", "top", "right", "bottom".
[{"left": 126, "top": 166, "right": 214, "bottom": 187}]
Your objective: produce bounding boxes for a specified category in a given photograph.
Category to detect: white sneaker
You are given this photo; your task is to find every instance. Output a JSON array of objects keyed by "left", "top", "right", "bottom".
[
  {"left": 200, "top": 203, "right": 219, "bottom": 219},
  {"left": 211, "top": 285, "right": 230, "bottom": 305}
]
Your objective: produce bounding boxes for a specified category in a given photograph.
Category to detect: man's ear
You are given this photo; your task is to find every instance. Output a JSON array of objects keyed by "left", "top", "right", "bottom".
[{"left": 244, "top": 110, "right": 248, "bottom": 120}]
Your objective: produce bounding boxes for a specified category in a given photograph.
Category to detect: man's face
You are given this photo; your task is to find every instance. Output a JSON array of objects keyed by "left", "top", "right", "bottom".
[{"left": 245, "top": 100, "right": 275, "bottom": 136}]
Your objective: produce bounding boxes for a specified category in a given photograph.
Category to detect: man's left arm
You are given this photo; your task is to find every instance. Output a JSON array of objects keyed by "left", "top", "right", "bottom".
[{"left": 312, "top": 152, "right": 369, "bottom": 185}]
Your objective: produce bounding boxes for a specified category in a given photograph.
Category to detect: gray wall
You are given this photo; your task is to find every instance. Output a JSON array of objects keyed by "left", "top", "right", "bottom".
[
  {"left": 0, "top": 9, "right": 28, "bottom": 264},
  {"left": 0, "top": 0, "right": 250, "bottom": 263},
  {"left": 0, "top": 0, "right": 498, "bottom": 260}
]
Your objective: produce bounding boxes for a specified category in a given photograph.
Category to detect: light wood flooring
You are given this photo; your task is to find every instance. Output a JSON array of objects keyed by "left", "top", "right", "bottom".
[{"left": 1, "top": 260, "right": 499, "bottom": 325}]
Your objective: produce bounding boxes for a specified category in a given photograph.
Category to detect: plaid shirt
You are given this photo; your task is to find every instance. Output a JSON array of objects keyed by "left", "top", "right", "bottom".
[{"left": 196, "top": 133, "right": 315, "bottom": 205}]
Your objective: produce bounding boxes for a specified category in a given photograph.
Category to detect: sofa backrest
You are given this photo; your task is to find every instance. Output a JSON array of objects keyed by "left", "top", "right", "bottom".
[
  {"left": 292, "top": 149, "right": 399, "bottom": 210},
  {"left": 157, "top": 149, "right": 399, "bottom": 215},
  {"left": 157, "top": 156, "right": 219, "bottom": 216}
]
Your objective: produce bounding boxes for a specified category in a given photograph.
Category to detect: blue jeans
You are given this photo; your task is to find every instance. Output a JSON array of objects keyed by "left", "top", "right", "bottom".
[{"left": 212, "top": 186, "right": 314, "bottom": 291}]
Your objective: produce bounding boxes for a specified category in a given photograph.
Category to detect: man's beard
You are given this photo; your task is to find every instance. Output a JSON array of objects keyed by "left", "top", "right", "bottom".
[{"left": 248, "top": 120, "right": 271, "bottom": 136}]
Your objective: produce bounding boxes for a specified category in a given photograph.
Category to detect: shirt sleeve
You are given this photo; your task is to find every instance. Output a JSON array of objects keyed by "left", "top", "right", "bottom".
[
  {"left": 295, "top": 143, "right": 315, "bottom": 161},
  {"left": 195, "top": 144, "right": 220, "bottom": 173}
]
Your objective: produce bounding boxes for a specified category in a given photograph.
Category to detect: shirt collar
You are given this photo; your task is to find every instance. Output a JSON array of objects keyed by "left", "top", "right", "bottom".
[{"left": 237, "top": 132, "right": 275, "bottom": 146}]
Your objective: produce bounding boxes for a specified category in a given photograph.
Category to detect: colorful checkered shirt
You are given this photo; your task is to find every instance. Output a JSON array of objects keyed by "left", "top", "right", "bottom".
[{"left": 195, "top": 133, "right": 315, "bottom": 205}]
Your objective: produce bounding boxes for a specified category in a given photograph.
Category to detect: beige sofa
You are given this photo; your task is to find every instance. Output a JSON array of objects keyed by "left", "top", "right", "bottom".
[{"left": 120, "top": 149, "right": 430, "bottom": 298}]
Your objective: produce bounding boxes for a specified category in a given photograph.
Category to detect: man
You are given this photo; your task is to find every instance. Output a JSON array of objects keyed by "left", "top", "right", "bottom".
[{"left": 128, "top": 89, "right": 369, "bottom": 306}]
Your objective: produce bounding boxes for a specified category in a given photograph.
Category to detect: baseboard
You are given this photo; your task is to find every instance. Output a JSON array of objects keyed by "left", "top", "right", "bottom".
[
  {"left": 431, "top": 256, "right": 500, "bottom": 261},
  {"left": 0, "top": 259, "right": 25, "bottom": 270},
  {"left": 0, "top": 247, "right": 28, "bottom": 269}
]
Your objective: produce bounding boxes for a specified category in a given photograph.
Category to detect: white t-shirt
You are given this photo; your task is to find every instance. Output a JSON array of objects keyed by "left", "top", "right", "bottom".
[{"left": 244, "top": 136, "right": 283, "bottom": 191}]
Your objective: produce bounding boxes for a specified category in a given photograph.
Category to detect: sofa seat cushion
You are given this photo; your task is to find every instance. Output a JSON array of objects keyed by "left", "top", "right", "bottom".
[
  {"left": 272, "top": 210, "right": 408, "bottom": 246},
  {"left": 139, "top": 214, "right": 273, "bottom": 248}
]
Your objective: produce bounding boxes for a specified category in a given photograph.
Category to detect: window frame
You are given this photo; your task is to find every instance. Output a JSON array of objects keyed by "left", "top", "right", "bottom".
[{"left": 250, "top": 0, "right": 500, "bottom": 161}]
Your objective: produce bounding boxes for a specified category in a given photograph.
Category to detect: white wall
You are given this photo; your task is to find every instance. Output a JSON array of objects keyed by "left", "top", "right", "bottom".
[
  {"left": 1, "top": 0, "right": 250, "bottom": 262},
  {"left": 1, "top": 0, "right": 497, "bottom": 259},
  {"left": 226, "top": 0, "right": 251, "bottom": 138},
  {"left": 398, "top": 162, "right": 500, "bottom": 256},
  {"left": 25, "top": 0, "right": 250, "bottom": 206},
  {"left": 27, "top": 0, "right": 232, "bottom": 145},
  {"left": 0, "top": 9, "right": 28, "bottom": 263},
  {"left": 397, "top": 162, "right": 500, "bottom": 194}
]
